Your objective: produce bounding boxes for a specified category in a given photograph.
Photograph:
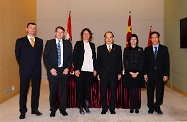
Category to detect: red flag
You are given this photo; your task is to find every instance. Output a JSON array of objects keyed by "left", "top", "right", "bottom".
[
  {"left": 147, "top": 27, "right": 152, "bottom": 46},
  {"left": 66, "top": 11, "right": 72, "bottom": 41},
  {"left": 126, "top": 15, "right": 132, "bottom": 47},
  {"left": 66, "top": 11, "right": 74, "bottom": 73}
]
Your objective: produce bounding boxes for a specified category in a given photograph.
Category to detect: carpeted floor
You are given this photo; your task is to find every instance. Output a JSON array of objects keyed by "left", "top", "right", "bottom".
[{"left": 0, "top": 84, "right": 187, "bottom": 122}]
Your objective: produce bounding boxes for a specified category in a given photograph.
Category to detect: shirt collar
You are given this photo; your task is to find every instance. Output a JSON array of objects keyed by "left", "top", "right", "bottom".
[{"left": 56, "top": 38, "right": 63, "bottom": 44}]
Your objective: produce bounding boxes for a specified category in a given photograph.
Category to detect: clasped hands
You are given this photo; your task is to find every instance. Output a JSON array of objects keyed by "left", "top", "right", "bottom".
[{"left": 130, "top": 72, "right": 139, "bottom": 78}]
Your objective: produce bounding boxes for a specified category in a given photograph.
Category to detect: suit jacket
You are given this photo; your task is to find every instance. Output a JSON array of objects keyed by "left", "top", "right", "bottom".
[
  {"left": 73, "top": 40, "right": 97, "bottom": 71},
  {"left": 144, "top": 44, "right": 170, "bottom": 81},
  {"left": 97, "top": 44, "right": 122, "bottom": 78},
  {"left": 15, "top": 36, "right": 43, "bottom": 77},
  {"left": 43, "top": 39, "right": 73, "bottom": 77}
]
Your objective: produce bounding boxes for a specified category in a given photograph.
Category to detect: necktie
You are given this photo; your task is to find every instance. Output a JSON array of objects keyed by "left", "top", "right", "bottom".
[
  {"left": 154, "top": 47, "right": 158, "bottom": 59},
  {"left": 30, "top": 37, "right": 35, "bottom": 47},
  {"left": 108, "top": 45, "right": 111, "bottom": 53},
  {"left": 57, "top": 40, "right": 61, "bottom": 66}
]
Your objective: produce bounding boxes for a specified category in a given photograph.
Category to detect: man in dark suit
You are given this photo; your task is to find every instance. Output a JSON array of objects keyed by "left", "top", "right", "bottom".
[
  {"left": 97, "top": 31, "right": 122, "bottom": 114},
  {"left": 43, "top": 26, "right": 73, "bottom": 117},
  {"left": 144, "top": 31, "right": 170, "bottom": 114},
  {"left": 15, "top": 22, "right": 43, "bottom": 119}
]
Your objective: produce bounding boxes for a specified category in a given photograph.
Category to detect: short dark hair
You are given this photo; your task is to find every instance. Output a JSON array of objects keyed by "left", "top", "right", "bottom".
[
  {"left": 27, "top": 22, "right": 36, "bottom": 27},
  {"left": 80, "top": 28, "right": 93, "bottom": 39},
  {"left": 55, "top": 26, "right": 65, "bottom": 32},
  {"left": 104, "top": 31, "right": 114, "bottom": 37},
  {"left": 150, "top": 31, "right": 160, "bottom": 38},
  {"left": 128, "top": 33, "right": 139, "bottom": 45}
]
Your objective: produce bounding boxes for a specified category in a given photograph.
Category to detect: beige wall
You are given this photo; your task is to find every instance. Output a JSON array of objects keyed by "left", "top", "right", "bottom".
[
  {"left": 164, "top": 0, "right": 187, "bottom": 93},
  {"left": 37, "top": 0, "right": 164, "bottom": 82},
  {"left": 0, "top": 0, "right": 36, "bottom": 103}
]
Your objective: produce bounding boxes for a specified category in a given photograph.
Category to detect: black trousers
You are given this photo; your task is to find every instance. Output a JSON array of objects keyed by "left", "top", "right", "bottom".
[
  {"left": 146, "top": 79, "right": 165, "bottom": 110},
  {"left": 100, "top": 72, "right": 117, "bottom": 111},
  {"left": 19, "top": 73, "right": 41, "bottom": 113},
  {"left": 48, "top": 67, "right": 69, "bottom": 112},
  {"left": 75, "top": 71, "right": 93, "bottom": 108},
  {"left": 129, "top": 88, "right": 139, "bottom": 110}
]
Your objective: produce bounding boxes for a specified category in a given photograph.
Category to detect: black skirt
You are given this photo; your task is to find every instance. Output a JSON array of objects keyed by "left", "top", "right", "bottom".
[{"left": 123, "top": 72, "right": 145, "bottom": 88}]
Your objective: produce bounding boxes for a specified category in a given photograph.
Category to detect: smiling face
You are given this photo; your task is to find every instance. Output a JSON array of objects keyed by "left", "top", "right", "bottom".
[
  {"left": 150, "top": 33, "right": 160, "bottom": 46},
  {"left": 104, "top": 32, "right": 114, "bottom": 45},
  {"left": 130, "top": 37, "right": 137, "bottom": 46},
  {"left": 83, "top": 30, "right": 91, "bottom": 42},
  {"left": 26, "top": 24, "right": 36, "bottom": 36},
  {"left": 55, "top": 28, "right": 65, "bottom": 40}
]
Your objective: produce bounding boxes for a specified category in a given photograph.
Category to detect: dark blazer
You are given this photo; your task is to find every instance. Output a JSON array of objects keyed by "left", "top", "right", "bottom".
[
  {"left": 97, "top": 44, "right": 122, "bottom": 78},
  {"left": 73, "top": 40, "right": 97, "bottom": 71},
  {"left": 43, "top": 39, "right": 73, "bottom": 76},
  {"left": 15, "top": 36, "right": 43, "bottom": 77},
  {"left": 144, "top": 44, "right": 170, "bottom": 81}
]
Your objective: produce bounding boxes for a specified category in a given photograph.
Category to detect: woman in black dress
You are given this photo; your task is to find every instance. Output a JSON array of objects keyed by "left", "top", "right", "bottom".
[{"left": 123, "top": 34, "right": 145, "bottom": 113}]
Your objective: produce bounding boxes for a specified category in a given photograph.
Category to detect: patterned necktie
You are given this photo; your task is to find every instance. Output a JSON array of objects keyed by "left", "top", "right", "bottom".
[
  {"left": 57, "top": 40, "right": 61, "bottom": 66},
  {"left": 154, "top": 47, "right": 158, "bottom": 59},
  {"left": 30, "top": 37, "right": 35, "bottom": 47},
  {"left": 108, "top": 45, "right": 111, "bottom": 53}
]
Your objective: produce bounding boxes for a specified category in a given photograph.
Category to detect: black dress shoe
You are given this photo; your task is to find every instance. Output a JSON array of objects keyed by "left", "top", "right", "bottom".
[
  {"left": 130, "top": 109, "right": 134, "bottom": 113},
  {"left": 155, "top": 109, "right": 163, "bottom": 114},
  {"left": 60, "top": 110, "right": 68, "bottom": 116},
  {"left": 148, "top": 109, "right": 154, "bottom": 114},
  {"left": 84, "top": 100, "right": 90, "bottom": 114},
  {"left": 110, "top": 110, "right": 116, "bottom": 114},
  {"left": 19, "top": 113, "right": 25, "bottom": 119},
  {"left": 135, "top": 109, "right": 139, "bottom": 114},
  {"left": 101, "top": 110, "right": 107, "bottom": 114},
  {"left": 50, "top": 111, "right": 56, "bottom": 117},
  {"left": 31, "top": 111, "right": 42, "bottom": 116}
]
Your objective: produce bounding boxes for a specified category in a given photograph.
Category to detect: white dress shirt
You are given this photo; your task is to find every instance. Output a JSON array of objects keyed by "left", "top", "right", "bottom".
[{"left": 81, "top": 42, "right": 94, "bottom": 72}]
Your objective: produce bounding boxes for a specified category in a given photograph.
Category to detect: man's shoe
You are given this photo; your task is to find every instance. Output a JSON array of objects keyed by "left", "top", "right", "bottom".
[
  {"left": 155, "top": 109, "right": 163, "bottom": 114},
  {"left": 31, "top": 111, "right": 42, "bottom": 116},
  {"left": 110, "top": 110, "right": 116, "bottom": 114},
  {"left": 130, "top": 109, "right": 134, "bottom": 113},
  {"left": 19, "top": 113, "right": 25, "bottom": 119},
  {"left": 148, "top": 109, "right": 154, "bottom": 114},
  {"left": 50, "top": 111, "right": 56, "bottom": 117},
  {"left": 135, "top": 109, "right": 139, "bottom": 114},
  {"left": 60, "top": 110, "right": 68, "bottom": 116},
  {"left": 101, "top": 110, "right": 107, "bottom": 114},
  {"left": 84, "top": 100, "right": 90, "bottom": 114}
]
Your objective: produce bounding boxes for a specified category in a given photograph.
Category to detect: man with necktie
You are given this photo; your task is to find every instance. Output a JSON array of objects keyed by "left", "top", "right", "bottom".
[
  {"left": 97, "top": 31, "right": 122, "bottom": 114},
  {"left": 15, "top": 23, "right": 43, "bottom": 119},
  {"left": 144, "top": 31, "right": 170, "bottom": 114},
  {"left": 43, "top": 26, "right": 73, "bottom": 117}
]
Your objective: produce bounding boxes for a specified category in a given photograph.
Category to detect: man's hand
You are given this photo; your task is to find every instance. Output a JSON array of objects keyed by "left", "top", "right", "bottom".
[
  {"left": 50, "top": 68, "right": 57, "bottom": 76},
  {"left": 63, "top": 68, "right": 69, "bottom": 75},
  {"left": 118, "top": 74, "right": 122, "bottom": 80},
  {"left": 144, "top": 75, "right": 148, "bottom": 82},
  {"left": 163, "top": 76, "right": 169, "bottom": 82},
  {"left": 75, "top": 70, "right": 80, "bottom": 77}
]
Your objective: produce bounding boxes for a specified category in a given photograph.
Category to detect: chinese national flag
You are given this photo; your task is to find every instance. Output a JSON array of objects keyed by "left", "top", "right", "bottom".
[
  {"left": 66, "top": 11, "right": 72, "bottom": 41},
  {"left": 126, "top": 15, "right": 132, "bottom": 47},
  {"left": 147, "top": 27, "right": 152, "bottom": 46}
]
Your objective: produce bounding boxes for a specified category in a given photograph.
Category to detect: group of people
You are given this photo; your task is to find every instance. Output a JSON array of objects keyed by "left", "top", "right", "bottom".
[{"left": 15, "top": 22, "right": 170, "bottom": 119}]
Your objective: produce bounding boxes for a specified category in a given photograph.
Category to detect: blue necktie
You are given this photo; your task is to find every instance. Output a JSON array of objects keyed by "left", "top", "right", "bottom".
[
  {"left": 154, "top": 47, "right": 158, "bottom": 59},
  {"left": 57, "top": 40, "right": 61, "bottom": 66}
]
